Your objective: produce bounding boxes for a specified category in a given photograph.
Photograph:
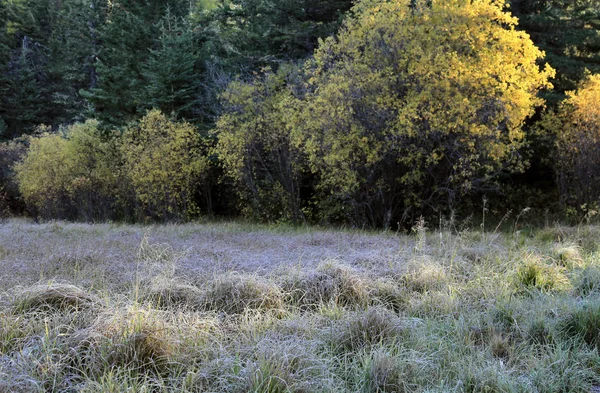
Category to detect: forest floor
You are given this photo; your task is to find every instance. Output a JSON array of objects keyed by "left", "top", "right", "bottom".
[{"left": 1, "top": 219, "right": 600, "bottom": 392}]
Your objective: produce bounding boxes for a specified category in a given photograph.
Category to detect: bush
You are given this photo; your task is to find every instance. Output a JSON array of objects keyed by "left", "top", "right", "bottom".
[
  {"left": 287, "top": 0, "right": 554, "bottom": 227},
  {"left": 214, "top": 66, "right": 306, "bottom": 223},
  {"left": 15, "top": 121, "right": 121, "bottom": 220},
  {"left": 121, "top": 110, "right": 209, "bottom": 221},
  {"left": 551, "top": 74, "right": 600, "bottom": 212}
]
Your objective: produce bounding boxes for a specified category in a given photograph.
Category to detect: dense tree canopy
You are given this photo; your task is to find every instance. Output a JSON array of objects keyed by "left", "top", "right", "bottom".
[{"left": 208, "top": 0, "right": 352, "bottom": 69}]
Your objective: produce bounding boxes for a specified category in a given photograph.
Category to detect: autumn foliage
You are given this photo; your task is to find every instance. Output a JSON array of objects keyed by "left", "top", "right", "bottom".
[
  {"left": 15, "top": 121, "right": 120, "bottom": 220},
  {"left": 214, "top": 0, "right": 555, "bottom": 226},
  {"left": 8, "top": 0, "right": 600, "bottom": 226},
  {"left": 121, "top": 110, "right": 208, "bottom": 221}
]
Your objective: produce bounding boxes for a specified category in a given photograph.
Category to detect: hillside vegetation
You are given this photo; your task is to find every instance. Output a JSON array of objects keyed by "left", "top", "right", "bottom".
[{"left": 1, "top": 219, "right": 600, "bottom": 391}]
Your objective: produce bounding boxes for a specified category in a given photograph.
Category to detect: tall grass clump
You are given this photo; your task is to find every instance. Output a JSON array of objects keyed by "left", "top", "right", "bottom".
[
  {"left": 515, "top": 255, "right": 570, "bottom": 293},
  {"left": 552, "top": 243, "right": 584, "bottom": 269},
  {"left": 575, "top": 266, "right": 600, "bottom": 296},
  {"left": 202, "top": 273, "right": 284, "bottom": 314},
  {"left": 530, "top": 344, "right": 600, "bottom": 392},
  {"left": 237, "top": 334, "right": 336, "bottom": 393},
  {"left": 332, "top": 307, "right": 406, "bottom": 354},
  {"left": 282, "top": 262, "right": 370, "bottom": 310},
  {"left": 370, "top": 279, "right": 409, "bottom": 313},
  {"left": 359, "top": 349, "right": 432, "bottom": 393},
  {"left": 69, "top": 309, "right": 177, "bottom": 380},
  {"left": 134, "top": 232, "right": 202, "bottom": 309},
  {"left": 401, "top": 257, "right": 449, "bottom": 293},
  {"left": 140, "top": 282, "right": 203, "bottom": 310},
  {"left": 561, "top": 301, "right": 600, "bottom": 349},
  {"left": 12, "top": 283, "right": 99, "bottom": 314}
]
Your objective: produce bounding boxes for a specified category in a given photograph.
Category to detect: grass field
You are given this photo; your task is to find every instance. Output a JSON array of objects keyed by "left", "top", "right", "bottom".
[{"left": 1, "top": 219, "right": 600, "bottom": 392}]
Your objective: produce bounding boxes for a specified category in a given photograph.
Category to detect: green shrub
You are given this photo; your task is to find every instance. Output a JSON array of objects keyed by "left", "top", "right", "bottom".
[
  {"left": 214, "top": 66, "right": 306, "bottom": 223},
  {"left": 287, "top": 0, "right": 554, "bottom": 226},
  {"left": 549, "top": 74, "right": 600, "bottom": 212}
]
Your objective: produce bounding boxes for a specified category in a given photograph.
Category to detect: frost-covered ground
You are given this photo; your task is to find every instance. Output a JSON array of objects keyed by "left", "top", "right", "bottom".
[{"left": 1, "top": 219, "right": 600, "bottom": 392}]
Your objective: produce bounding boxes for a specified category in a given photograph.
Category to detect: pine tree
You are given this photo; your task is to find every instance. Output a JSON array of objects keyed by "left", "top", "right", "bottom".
[
  {"left": 209, "top": 0, "right": 353, "bottom": 70},
  {"left": 513, "top": 0, "right": 600, "bottom": 104},
  {"left": 81, "top": 0, "right": 187, "bottom": 127},
  {"left": 0, "top": 36, "right": 50, "bottom": 137},
  {"left": 141, "top": 10, "right": 203, "bottom": 122},
  {"left": 47, "top": 0, "right": 105, "bottom": 125},
  {"left": 0, "top": 0, "right": 56, "bottom": 137}
]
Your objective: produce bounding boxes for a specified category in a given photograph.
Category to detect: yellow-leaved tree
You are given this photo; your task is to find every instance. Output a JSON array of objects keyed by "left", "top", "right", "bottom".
[
  {"left": 288, "top": 0, "right": 555, "bottom": 227},
  {"left": 121, "top": 110, "right": 209, "bottom": 221}
]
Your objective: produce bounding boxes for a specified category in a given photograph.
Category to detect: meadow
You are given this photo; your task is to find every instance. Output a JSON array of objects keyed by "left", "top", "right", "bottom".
[{"left": 1, "top": 218, "right": 600, "bottom": 392}]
